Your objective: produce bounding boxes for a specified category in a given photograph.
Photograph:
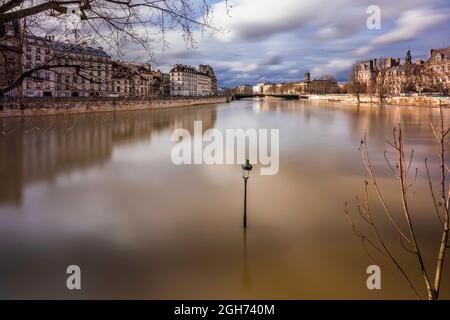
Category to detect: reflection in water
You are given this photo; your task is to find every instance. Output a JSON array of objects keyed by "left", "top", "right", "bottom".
[
  {"left": 0, "top": 108, "right": 217, "bottom": 205},
  {"left": 0, "top": 99, "right": 448, "bottom": 299},
  {"left": 242, "top": 228, "right": 251, "bottom": 289}
]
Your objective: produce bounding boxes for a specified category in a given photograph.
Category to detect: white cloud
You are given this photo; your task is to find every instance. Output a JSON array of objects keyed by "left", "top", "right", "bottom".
[
  {"left": 373, "top": 7, "right": 448, "bottom": 45},
  {"left": 211, "top": 0, "right": 341, "bottom": 42},
  {"left": 312, "top": 59, "right": 355, "bottom": 77},
  {"left": 354, "top": 6, "right": 449, "bottom": 57},
  {"left": 118, "top": 0, "right": 450, "bottom": 86}
]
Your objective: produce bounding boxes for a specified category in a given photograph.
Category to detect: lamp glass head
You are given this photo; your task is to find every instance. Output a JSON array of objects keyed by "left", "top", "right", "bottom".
[{"left": 242, "top": 159, "right": 253, "bottom": 179}]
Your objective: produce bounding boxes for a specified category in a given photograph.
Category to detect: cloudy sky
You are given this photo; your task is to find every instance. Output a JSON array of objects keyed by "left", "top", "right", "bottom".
[{"left": 130, "top": 0, "right": 450, "bottom": 87}]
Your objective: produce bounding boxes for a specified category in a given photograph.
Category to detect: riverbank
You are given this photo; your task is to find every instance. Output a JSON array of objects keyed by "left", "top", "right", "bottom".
[
  {"left": 307, "top": 94, "right": 450, "bottom": 107},
  {"left": 0, "top": 96, "right": 229, "bottom": 118}
]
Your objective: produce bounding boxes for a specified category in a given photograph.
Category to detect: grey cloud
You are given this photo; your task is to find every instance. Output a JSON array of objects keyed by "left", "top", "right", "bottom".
[
  {"left": 127, "top": 0, "right": 450, "bottom": 87},
  {"left": 260, "top": 55, "right": 283, "bottom": 66}
]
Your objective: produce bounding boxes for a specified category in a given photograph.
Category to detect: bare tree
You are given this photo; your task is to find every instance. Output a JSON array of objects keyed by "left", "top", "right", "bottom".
[
  {"left": 267, "top": 84, "right": 276, "bottom": 95},
  {"left": 345, "top": 107, "right": 449, "bottom": 300},
  {"left": 348, "top": 62, "right": 366, "bottom": 103},
  {"left": 402, "top": 62, "right": 417, "bottom": 95},
  {"left": 0, "top": 0, "right": 225, "bottom": 95},
  {"left": 375, "top": 58, "right": 391, "bottom": 104},
  {"left": 308, "top": 75, "right": 338, "bottom": 95},
  {"left": 367, "top": 77, "right": 376, "bottom": 103},
  {"left": 280, "top": 82, "right": 295, "bottom": 95}
]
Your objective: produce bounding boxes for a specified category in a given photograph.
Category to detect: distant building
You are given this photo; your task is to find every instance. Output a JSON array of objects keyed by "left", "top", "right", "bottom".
[
  {"left": 308, "top": 78, "right": 339, "bottom": 94},
  {"left": 112, "top": 62, "right": 157, "bottom": 97},
  {"left": 253, "top": 84, "right": 263, "bottom": 94},
  {"left": 237, "top": 84, "right": 253, "bottom": 94},
  {"left": 304, "top": 72, "right": 311, "bottom": 82},
  {"left": 244, "top": 72, "right": 338, "bottom": 96},
  {"left": 262, "top": 83, "right": 276, "bottom": 94},
  {"left": 198, "top": 65, "right": 217, "bottom": 95},
  {"left": 152, "top": 70, "right": 170, "bottom": 97},
  {"left": 427, "top": 47, "right": 450, "bottom": 94},
  {"left": 355, "top": 59, "right": 378, "bottom": 86},
  {"left": 170, "top": 64, "right": 216, "bottom": 96},
  {"left": 356, "top": 47, "right": 450, "bottom": 95},
  {"left": 197, "top": 73, "right": 212, "bottom": 96}
]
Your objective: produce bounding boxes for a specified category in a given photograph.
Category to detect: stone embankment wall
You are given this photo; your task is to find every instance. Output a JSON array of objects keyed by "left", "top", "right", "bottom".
[
  {"left": 307, "top": 94, "right": 449, "bottom": 107},
  {"left": 0, "top": 96, "right": 229, "bottom": 118}
]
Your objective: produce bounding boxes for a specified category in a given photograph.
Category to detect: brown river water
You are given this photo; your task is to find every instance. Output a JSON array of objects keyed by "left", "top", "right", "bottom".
[{"left": 0, "top": 98, "right": 449, "bottom": 299}]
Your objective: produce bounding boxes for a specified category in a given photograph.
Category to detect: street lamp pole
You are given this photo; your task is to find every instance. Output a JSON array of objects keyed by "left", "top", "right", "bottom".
[
  {"left": 242, "top": 159, "right": 253, "bottom": 229},
  {"left": 243, "top": 176, "right": 248, "bottom": 228}
]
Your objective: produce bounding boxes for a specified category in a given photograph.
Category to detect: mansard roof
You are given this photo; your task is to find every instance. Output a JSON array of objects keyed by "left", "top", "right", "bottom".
[
  {"left": 170, "top": 64, "right": 198, "bottom": 73},
  {"left": 429, "top": 46, "right": 450, "bottom": 61},
  {"left": 26, "top": 35, "right": 111, "bottom": 58},
  {"left": 53, "top": 42, "right": 111, "bottom": 58},
  {"left": 170, "top": 64, "right": 211, "bottom": 77}
]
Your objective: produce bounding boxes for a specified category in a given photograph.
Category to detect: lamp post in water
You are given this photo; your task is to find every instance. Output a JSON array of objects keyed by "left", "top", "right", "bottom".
[{"left": 241, "top": 159, "right": 253, "bottom": 228}]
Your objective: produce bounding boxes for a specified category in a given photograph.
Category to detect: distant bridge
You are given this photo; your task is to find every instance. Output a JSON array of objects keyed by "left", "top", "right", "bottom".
[{"left": 233, "top": 93, "right": 302, "bottom": 100}]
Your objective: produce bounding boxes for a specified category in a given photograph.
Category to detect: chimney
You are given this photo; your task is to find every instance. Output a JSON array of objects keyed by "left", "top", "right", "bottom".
[{"left": 429, "top": 49, "right": 434, "bottom": 58}]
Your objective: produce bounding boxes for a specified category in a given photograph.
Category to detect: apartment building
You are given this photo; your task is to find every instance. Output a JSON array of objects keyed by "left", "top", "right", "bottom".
[
  {"left": 0, "top": 21, "right": 113, "bottom": 97},
  {"left": 198, "top": 65, "right": 217, "bottom": 95},
  {"left": 112, "top": 62, "right": 158, "bottom": 97},
  {"left": 0, "top": 21, "right": 22, "bottom": 97},
  {"left": 170, "top": 64, "right": 216, "bottom": 96},
  {"left": 1, "top": 22, "right": 218, "bottom": 99},
  {"left": 22, "top": 37, "right": 112, "bottom": 97},
  {"left": 197, "top": 73, "right": 212, "bottom": 96}
]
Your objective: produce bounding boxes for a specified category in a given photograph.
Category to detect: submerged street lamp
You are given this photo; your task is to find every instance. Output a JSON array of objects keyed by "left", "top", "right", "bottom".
[{"left": 241, "top": 159, "right": 253, "bottom": 228}]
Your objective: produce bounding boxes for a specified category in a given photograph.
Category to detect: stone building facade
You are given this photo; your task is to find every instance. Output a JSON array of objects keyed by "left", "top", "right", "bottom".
[
  {"left": 357, "top": 47, "right": 450, "bottom": 95},
  {"left": 112, "top": 62, "right": 159, "bottom": 97},
  {"left": 0, "top": 21, "right": 113, "bottom": 98},
  {"left": 27, "top": 39, "right": 112, "bottom": 97},
  {"left": 199, "top": 65, "right": 217, "bottom": 95},
  {"left": 0, "top": 21, "right": 22, "bottom": 97},
  {"left": 2, "top": 22, "right": 215, "bottom": 99},
  {"left": 236, "top": 84, "right": 253, "bottom": 94},
  {"left": 151, "top": 70, "right": 171, "bottom": 97},
  {"left": 170, "top": 64, "right": 216, "bottom": 97},
  {"left": 251, "top": 72, "right": 338, "bottom": 95},
  {"left": 427, "top": 47, "right": 450, "bottom": 93}
]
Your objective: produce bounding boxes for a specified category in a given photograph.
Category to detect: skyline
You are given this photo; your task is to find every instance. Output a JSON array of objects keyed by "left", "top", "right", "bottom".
[{"left": 123, "top": 0, "right": 450, "bottom": 86}]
